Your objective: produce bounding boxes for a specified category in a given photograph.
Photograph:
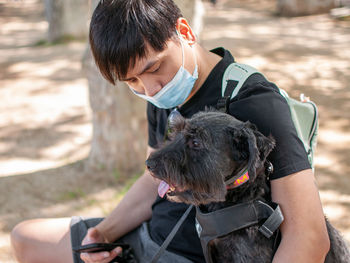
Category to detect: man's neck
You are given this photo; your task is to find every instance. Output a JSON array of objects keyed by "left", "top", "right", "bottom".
[{"left": 183, "top": 45, "right": 222, "bottom": 104}]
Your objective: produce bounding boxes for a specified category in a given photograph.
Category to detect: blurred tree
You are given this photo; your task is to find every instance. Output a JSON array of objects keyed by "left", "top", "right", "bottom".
[
  {"left": 82, "top": 47, "right": 148, "bottom": 175},
  {"left": 277, "top": 0, "right": 336, "bottom": 16},
  {"left": 44, "top": 0, "right": 89, "bottom": 42},
  {"left": 82, "top": 0, "right": 204, "bottom": 176}
]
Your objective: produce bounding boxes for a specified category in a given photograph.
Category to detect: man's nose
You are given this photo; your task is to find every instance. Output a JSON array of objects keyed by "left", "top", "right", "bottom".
[
  {"left": 138, "top": 77, "right": 162, "bottom": 97},
  {"left": 144, "top": 85, "right": 162, "bottom": 97}
]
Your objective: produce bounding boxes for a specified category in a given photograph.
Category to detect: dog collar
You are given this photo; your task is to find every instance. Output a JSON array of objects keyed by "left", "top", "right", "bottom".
[{"left": 225, "top": 167, "right": 249, "bottom": 190}]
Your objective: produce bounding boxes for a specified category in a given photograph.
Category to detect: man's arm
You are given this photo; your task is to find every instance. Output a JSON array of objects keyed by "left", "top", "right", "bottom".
[
  {"left": 95, "top": 146, "right": 158, "bottom": 242},
  {"left": 271, "top": 169, "right": 330, "bottom": 262},
  {"left": 80, "top": 147, "right": 159, "bottom": 263}
]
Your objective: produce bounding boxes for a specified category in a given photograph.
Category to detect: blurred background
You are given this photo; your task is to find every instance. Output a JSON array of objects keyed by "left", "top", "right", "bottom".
[{"left": 0, "top": 0, "right": 349, "bottom": 261}]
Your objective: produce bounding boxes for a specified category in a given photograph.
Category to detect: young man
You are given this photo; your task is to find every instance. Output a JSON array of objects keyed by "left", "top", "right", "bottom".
[{"left": 11, "top": 0, "right": 330, "bottom": 262}]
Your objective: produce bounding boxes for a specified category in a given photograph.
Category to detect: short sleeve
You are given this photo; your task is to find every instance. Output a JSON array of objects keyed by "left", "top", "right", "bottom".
[{"left": 229, "top": 81, "right": 311, "bottom": 180}]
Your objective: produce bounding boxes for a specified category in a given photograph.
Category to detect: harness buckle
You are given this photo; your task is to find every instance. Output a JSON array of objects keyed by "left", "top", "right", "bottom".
[
  {"left": 258, "top": 203, "right": 284, "bottom": 238},
  {"left": 216, "top": 96, "right": 230, "bottom": 113}
]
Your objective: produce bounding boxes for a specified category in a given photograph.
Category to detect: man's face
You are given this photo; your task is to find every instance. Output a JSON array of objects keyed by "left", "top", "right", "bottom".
[{"left": 121, "top": 38, "right": 197, "bottom": 97}]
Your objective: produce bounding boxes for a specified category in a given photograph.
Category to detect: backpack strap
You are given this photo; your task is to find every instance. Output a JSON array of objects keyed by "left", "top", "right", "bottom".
[{"left": 217, "top": 63, "right": 259, "bottom": 112}]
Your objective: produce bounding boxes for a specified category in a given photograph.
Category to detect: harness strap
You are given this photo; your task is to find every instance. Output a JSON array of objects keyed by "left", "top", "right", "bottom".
[
  {"left": 195, "top": 200, "right": 284, "bottom": 263},
  {"left": 216, "top": 96, "right": 230, "bottom": 113},
  {"left": 150, "top": 205, "right": 194, "bottom": 263},
  {"left": 257, "top": 202, "right": 283, "bottom": 238}
]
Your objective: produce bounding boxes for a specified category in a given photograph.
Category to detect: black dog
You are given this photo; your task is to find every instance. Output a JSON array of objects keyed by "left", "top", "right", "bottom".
[{"left": 146, "top": 110, "right": 350, "bottom": 262}]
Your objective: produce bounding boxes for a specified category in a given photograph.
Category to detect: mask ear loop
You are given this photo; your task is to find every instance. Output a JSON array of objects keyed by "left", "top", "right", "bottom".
[
  {"left": 191, "top": 45, "right": 198, "bottom": 76},
  {"left": 176, "top": 30, "right": 186, "bottom": 68},
  {"left": 176, "top": 29, "right": 198, "bottom": 76}
]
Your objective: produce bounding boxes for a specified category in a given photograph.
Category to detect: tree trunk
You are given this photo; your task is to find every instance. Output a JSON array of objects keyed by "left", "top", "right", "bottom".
[
  {"left": 82, "top": 47, "right": 148, "bottom": 176},
  {"left": 83, "top": 0, "right": 203, "bottom": 176},
  {"left": 277, "top": 0, "right": 336, "bottom": 16},
  {"left": 44, "top": 0, "right": 89, "bottom": 42}
]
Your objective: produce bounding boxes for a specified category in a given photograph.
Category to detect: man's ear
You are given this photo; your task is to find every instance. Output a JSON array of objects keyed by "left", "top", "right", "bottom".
[{"left": 176, "top": 17, "right": 196, "bottom": 45}]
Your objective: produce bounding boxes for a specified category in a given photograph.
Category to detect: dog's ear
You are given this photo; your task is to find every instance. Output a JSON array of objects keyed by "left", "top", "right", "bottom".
[
  {"left": 167, "top": 109, "right": 186, "bottom": 136},
  {"left": 228, "top": 121, "right": 275, "bottom": 180},
  {"left": 243, "top": 122, "right": 275, "bottom": 163}
]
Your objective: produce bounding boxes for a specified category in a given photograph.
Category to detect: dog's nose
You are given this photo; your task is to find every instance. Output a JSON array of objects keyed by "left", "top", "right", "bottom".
[{"left": 145, "top": 159, "right": 156, "bottom": 171}]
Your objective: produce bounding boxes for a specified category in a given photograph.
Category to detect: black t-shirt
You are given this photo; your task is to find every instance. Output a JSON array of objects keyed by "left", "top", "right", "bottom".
[{"left": 147, "top": 48, "right": 311, "bottom": 262}]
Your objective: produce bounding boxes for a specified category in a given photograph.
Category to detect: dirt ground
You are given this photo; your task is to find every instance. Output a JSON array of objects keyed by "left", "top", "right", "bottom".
[{"left": 0, "top": 0, "right": 349, "bottom": 262}]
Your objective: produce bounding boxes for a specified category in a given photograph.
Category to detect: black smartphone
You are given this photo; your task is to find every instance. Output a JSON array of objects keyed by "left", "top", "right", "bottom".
[{"left": 72, "top": 243, "right": 130, "bottom": 253}]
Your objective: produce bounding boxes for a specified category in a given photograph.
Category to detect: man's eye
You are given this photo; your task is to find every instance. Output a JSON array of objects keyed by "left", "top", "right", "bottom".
[
  {"left": 149, "top": 64, "right": 161, "bottom": 73},
  {"left": 152, "top": 67, "right": 160, "bottom": 73}
]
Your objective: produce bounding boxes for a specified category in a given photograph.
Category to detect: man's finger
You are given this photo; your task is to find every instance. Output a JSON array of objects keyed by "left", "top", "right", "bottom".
[
  {"left": 112, "top": 246, "right": 123, "bottom": 256},
  {"left": 88, "top": 227, "right": 100, "bottom": 240},
  {"left": 82, "top": 228, "right": 98, "bottom": 245},
  {"left": 98, "top": 247, "right": 123, "bottom": 263},
  {"left": 80, "top": 252, "right": 91, "bottom": 263},
  {"left": 80, "top": 251, "right": 110, "bottom": 262}
]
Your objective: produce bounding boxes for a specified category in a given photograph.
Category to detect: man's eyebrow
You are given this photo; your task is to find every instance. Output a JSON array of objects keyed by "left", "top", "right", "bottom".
[{"left": 121, "top": 59, "right": 158, "bottom": 81}]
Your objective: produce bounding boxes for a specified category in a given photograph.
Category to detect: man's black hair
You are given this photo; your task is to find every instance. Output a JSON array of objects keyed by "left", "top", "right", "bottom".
[{"left": 89, "top": 0, "right": 182, "bottom": 85}]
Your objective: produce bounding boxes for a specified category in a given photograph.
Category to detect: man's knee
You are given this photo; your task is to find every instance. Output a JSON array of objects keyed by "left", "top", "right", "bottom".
[
  {"left": 11, "top": 218, "right": 73, "bottom": 263},
  {"left": 11, "top": 219, "right": 49, "bottom": 263},
  {"left": 11, "top": 220, "right": 33, "bottom": 262}
]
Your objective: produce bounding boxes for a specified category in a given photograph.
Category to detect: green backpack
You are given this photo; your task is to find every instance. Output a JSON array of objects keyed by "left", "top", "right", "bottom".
[{"left": 219, "top": 63, "right": 318, "bottom": 170}]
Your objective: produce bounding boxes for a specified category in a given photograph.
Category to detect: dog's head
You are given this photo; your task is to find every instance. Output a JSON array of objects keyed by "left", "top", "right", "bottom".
[{"left": 146, "top": 109, "right": 275, "bottom": 206}]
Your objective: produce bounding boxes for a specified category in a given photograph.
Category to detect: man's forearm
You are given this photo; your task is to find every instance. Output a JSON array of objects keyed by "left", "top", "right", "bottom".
[
  {"left": 272, "top": 233, "right": 329, "bottom": 262},
  {"left": 95, "top": 170, "right": 159, "bottom": 242},
  {"left": 271, "top": 169, "right": 330, "bottom": 262}
]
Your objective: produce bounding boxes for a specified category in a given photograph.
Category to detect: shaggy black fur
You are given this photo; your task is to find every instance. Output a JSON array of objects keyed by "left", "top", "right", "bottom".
[{"left": 146, "top": 110, "right": 350, "bottom": 262}]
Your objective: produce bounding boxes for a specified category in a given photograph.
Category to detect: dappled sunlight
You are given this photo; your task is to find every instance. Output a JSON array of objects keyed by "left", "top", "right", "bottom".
[
  {"left": 0, "top": 2, "right": 92, "bottom": 178},
  {"left": 238, "top": 55, "right": 269, "bottom": 68},
  {"left": 0, "top": 68, "right": 92, "bottom": 177},
  {"left": 0, "top": 235, "right": 14, "bottom": 262},
  {"left": 1, "top": 20, "right": 47, "bottom": 35},
  {"left": 1, "top": 159, "right": 72, "bottom": 177},
  {"left": 0, "top": 111, "right": 91, "bottom": 176},
  {"left": 8, "top": 58, "right": 80, "bottom": 78},
  {"left": 0, "top": 20, "right": 48, "bottom": 48},
  {"left": 319, "top": 129, "right": 350, "bottom": 145},
  {"left": 315, "top": 155, "right": 341, "bottom": 171},
  {"left": 0, "top": 0, "right": 48, "bottom": 50}
]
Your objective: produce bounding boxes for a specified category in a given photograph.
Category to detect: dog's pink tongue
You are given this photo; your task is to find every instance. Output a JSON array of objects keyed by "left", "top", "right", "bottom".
[{"left": 158, "top": 180, "right": 170, "bottom": 198}]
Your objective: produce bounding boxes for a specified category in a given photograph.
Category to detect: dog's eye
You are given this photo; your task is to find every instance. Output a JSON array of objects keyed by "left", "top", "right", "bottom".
[{"left": 188, "top": 138, "right": 201, "bottom": 149}]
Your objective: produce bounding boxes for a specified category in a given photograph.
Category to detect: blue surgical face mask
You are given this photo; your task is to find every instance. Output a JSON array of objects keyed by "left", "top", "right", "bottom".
[{"left": 130, "top": 34, "right": 198, "bottom": 109}]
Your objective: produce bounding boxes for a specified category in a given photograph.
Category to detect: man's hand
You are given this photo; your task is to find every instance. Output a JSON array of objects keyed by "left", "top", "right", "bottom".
[{"left": 80, "top": 227, "right": 123, "bottom": 263}]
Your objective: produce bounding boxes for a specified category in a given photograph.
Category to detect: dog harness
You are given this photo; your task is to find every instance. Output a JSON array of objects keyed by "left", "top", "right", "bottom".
[
  {"left": 195, "top": 200, "right": 283, "bottom": 263},
  {"left": 194, "top": 163, "right": 283, "bottom": 263}
]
